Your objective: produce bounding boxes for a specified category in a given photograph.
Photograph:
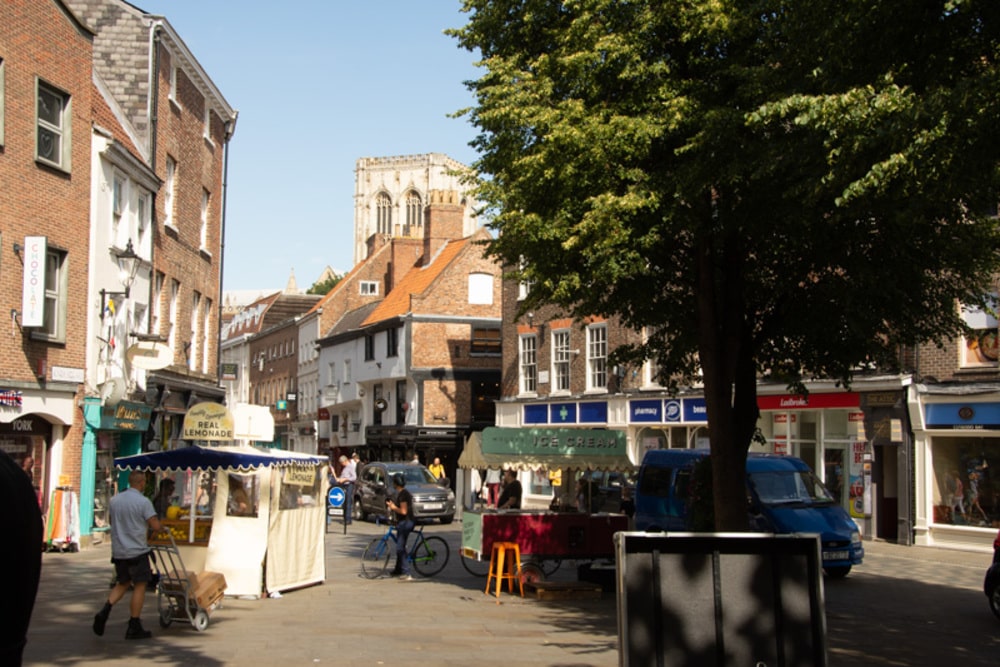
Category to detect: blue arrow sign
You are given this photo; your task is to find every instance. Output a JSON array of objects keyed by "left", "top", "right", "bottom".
[{"left": 328, "top": 486, "right": 346, "bottom": 508}]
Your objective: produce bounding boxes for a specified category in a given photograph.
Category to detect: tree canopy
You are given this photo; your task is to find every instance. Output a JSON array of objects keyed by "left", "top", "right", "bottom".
[
  {"left": 452, "top": 0, "right": 1000, "bottom": 529},
  {"left": 307, "top": 274, "right": 343, "bottom": 296}
]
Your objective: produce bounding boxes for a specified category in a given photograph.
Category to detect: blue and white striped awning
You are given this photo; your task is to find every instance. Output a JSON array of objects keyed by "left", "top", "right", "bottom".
[{"left": 115, "top": 444, "right": 328, "bottom": 473}]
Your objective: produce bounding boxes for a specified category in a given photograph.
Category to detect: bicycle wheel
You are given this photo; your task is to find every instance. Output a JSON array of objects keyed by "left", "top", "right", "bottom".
[
  {"left": 361, "top": 537, "right": 392, "bottom": 579},
  {"left": 411, "top": 535, "right": 449, "bottom": 577},
  {"left": 460, "top": 552, "right": 491, "bottom": 577}
]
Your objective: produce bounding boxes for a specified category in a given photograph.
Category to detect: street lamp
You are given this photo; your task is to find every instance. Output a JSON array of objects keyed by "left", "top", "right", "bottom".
[{"left": 100, "top": 239, "right": 141, "bottom": 320}]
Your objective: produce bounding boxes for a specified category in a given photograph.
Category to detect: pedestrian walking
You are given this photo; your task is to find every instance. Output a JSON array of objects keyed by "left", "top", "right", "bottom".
[
  {"left": 92, "top": 470, "right": 162, "bottom": 640},
  {"left": 334, "top": 454, "right": 357, "bottom": 524}
]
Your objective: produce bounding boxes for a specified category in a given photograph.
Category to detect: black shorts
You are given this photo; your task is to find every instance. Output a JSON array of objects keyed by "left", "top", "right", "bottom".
[{"left": 112, "top": 552, "right": 153, "bottom": 585}]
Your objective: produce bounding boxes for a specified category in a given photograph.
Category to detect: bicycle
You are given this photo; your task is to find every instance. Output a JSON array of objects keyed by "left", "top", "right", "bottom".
[{"left": 360, "top": 517, "right": 450, "bottom": 579}]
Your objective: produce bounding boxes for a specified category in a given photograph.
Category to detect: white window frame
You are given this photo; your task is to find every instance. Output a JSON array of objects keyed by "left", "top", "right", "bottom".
[
  {"left": 168, "top": 279, "right": 179, "bottom": 356},
  {"left": 552, "top": 330, "right": 571, "bottom": 393},
  {"left": 112, "top": 172, "right": 126, "bottom": 241},
  {"left": 189, "top": 291, "right": 201, "bottom": 370},
  {"left": 36, "top": 79, "right": 71, "bottom": 172},
  {"left": 360, "top": 281, "right": 379, "bottom": 296},
  {"left": 519, "top": 334, "right": 538, "bottom": 395},
  {"left": 202, "top": 298, "right": 212, "bottom": 374},
  {"left": 468, "top": 273, "right": 494, "bottom": 305},
  {"left": 30, "top": 247, "right": 68, "bottom": 343},
  {"left": 151, "top": 272, "right": 163, "bottom": 336},
  {"left": 203, "top": 106, "right": 212, "bottom": 141},
  {"left": 169, "top": 64, "right": 179, "bottom": 105},
  {"left": 164, "top": 156, "right": 176, "bottom": 229},
  {"left": 136, "top": 189, "right": 151, "bottom": 248},
  {"left": 517, "top": 257, "right": 533, "bottom": 301},
  {"left": 200, "top": 189, "right": 210, "bottom": 251},
  {"left": 586, "top": 323, "right": 608, "bottom": 391}
]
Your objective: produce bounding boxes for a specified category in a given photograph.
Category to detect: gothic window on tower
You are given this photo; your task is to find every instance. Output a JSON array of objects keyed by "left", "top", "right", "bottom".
[
  {"left": 376, "top": 192, "right": 392, "bottom": 235},
  {"left": 405, "top": 190, "right": 423, "bottom": 234}
]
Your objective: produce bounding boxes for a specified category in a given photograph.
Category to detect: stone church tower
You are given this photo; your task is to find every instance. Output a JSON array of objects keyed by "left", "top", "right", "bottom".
[{"left": 352, "top": 153, "right": 481, "bottom": 265}]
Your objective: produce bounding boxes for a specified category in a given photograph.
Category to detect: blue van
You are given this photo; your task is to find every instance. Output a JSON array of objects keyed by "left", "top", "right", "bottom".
[{"left": 634, "top": 449, "right": 864, "bottom": 577}]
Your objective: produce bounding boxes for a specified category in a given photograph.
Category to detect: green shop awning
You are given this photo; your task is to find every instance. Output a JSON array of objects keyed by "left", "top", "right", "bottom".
[{"left": 459, "top": 427, "right": 634, "bottom": 472}]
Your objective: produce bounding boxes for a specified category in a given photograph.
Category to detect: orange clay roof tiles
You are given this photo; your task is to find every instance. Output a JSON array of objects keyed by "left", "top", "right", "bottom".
[{"left": 361, "top": 238, "right": 469, "bottom": 325}]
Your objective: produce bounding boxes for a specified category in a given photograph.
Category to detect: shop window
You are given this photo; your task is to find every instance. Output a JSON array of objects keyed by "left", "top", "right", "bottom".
[
  {"left": 227, "top": 472, "right": 259, "bottom": 517},
  {"left": 931, "top": 437, "right": 998, "bottom": 527}
]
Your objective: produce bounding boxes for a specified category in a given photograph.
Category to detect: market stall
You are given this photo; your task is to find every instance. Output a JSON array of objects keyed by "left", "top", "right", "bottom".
[
  {"left": 458, "top": 427, "right": 634, "bottom": 578},
  {"left": 115, "top": 444, "right": 329, "bottom": 598}
]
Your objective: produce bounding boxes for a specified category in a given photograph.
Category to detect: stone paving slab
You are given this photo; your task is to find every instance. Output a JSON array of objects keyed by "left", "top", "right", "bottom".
[{"left": 22, "top": 522, "right": 995, "bottom": 667}]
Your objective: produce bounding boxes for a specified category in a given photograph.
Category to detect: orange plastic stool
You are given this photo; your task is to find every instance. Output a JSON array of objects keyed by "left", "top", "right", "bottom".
[{"left": 484, "top": 541, "right": 524, "bottom": 602}]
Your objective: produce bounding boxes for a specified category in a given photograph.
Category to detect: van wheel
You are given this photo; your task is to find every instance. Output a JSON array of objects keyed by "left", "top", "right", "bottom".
[
  {"left": 824, "top": 566, "right": 851, "bottom": 579},
  {"left": 353, "top": 499, "right": 367, "bottom": 522}
]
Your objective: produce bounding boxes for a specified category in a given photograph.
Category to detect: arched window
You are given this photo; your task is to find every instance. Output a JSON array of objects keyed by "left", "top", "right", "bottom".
[
  {"left": 405, "top": 190, "right": 423, "bottom": 232},
  {"left": 376, "top": 193, "right": 392, "bottom": 234}
]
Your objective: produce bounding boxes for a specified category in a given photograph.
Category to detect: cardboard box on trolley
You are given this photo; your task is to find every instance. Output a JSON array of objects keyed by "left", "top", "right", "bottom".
[
  {"left": 161, "top": 569, "right": 227, "bottom": 609},
  {"left": 193, "top": 571, "right": 227, "bottom": 609}
]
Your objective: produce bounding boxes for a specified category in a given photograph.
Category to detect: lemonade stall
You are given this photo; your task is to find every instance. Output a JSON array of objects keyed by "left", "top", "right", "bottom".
[{"left": 114, "top": 403, "right": 329, "bottom": 598}]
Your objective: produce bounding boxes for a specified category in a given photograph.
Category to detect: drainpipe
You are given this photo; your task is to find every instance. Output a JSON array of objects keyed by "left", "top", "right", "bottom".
[
  {"left": 216, "top": 116, "right": 238, "bottom": 393},
  {"left": 149, "top": 21, "right": 162, "bottom": 167}
]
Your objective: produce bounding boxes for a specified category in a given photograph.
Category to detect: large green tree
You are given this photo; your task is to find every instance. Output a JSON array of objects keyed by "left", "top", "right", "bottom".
[{"left": 452, "top": 0, "right": 1000, "bottom": 529}]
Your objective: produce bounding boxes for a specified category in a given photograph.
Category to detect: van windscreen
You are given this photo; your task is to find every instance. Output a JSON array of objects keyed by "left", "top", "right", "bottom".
[{"left": 749, "top": 470, "right": 835, "bottom": 506}]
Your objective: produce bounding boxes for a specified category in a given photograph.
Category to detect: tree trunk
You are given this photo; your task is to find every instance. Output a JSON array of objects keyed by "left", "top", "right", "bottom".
[{"left": 697, "top": 227, "right": 758, "bottom": 531}]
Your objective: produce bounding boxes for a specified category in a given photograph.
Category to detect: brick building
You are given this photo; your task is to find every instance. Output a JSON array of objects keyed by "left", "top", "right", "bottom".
[
  {"left": 318, "top": 190, "right": 502, "bottom": 483},
  {"left": 0, "top": 0, "right": 95, "bottom": 545},
  {"left": 61, "top": 0, "right": 236, "bottom": 543}
]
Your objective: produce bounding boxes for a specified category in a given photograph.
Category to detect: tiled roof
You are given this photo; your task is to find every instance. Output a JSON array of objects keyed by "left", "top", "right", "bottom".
[{"left": 361, "top": 237, "right": 469, "bottom": 325}]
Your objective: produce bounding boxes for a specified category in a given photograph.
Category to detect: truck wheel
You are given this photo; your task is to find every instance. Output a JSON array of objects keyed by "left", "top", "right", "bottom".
[{"left": 520, "top": 561, "right": 546, "bottom": 584}]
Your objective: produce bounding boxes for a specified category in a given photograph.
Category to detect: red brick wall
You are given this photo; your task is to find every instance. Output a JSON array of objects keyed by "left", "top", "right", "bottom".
[
  {"left": 0, "top": 0, "right": 95, "bottom": 495},
  {"left": 150, "top": 45, "right": 224, "bottom": 379}
]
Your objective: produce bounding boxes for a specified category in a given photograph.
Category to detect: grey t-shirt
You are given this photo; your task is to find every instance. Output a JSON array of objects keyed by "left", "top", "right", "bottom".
[{"left": 109, "top": 487, "right": 156, "bottom": 559}]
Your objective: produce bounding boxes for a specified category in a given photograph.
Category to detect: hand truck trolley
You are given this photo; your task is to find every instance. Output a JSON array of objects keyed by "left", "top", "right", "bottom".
[{"left": 149, "top": 533, "right": 226, "bottom": 632}]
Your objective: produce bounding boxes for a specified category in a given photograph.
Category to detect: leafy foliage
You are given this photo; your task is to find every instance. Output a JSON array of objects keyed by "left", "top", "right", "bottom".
[
  {"left": 307, "top": 274, "right": 343, "bottom": 296},
  {"left": 452, "top": 0, "right": 1000, "bottom": 528}
]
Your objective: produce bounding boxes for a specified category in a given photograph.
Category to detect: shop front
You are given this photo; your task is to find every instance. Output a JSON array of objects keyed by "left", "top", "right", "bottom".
[
  {"left": 755, "top": 387, "right": 911, "bottom": 543},
  {"left": 80, "top": 397, "right": 152, "bottom": 544},
  {"left": 911, "top": 385, "right": 1000, "bottom": 551}
]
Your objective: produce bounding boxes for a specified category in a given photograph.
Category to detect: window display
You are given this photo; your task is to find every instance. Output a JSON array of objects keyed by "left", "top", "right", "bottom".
[{"left": 932, "top": 437, "right": 998, "bottom": 527}]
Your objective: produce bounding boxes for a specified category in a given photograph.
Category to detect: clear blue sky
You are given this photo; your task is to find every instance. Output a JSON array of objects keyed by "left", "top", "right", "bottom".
[{"left": 138, "top": 1, "right": 481, "bottom": 292}]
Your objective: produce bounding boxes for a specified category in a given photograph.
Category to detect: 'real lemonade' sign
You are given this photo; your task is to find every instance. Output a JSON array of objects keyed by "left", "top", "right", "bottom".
[
  {"left": 182, "top": 402, "right": 235, "bottom": 441},
  {"left": 284, "top": 466, "right": 316, "bottom": 486}
]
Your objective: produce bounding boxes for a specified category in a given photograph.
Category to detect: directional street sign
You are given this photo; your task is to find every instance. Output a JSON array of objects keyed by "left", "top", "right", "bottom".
[{"left": 328, "top": 485, "right": 346, "bottom": 508}]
